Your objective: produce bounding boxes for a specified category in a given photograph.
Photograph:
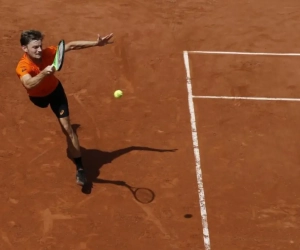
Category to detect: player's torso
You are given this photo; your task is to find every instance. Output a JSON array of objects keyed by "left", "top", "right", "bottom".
[{"left": 18, "top": 50, "right": 59, "bottom": 97}]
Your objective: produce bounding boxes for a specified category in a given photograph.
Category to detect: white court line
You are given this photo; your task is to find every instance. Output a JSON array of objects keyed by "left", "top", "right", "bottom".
[
  {"left": 188, "top": 50, "right": 300, "bottom": 56},
  {"left": 193, "top": 95, "right": 300, "bottom": 102},
  {"left": 183, "top": 51, "right": 211, "bottom": 250}
]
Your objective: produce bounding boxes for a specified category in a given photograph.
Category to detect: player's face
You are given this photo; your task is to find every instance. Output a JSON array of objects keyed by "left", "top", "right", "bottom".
[{"left": 22, "top": 40, "right": 43, "bottom": 60}]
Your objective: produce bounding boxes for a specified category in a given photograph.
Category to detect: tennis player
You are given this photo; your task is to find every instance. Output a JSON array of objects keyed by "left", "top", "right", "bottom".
[{"left": 15, "top": 30, "right": 113, "bottom": 186}]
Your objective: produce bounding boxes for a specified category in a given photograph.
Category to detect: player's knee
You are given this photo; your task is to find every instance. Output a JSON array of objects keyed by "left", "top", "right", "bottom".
[{"left": 57, "top": 105, "right": 69, "bottom": 118}]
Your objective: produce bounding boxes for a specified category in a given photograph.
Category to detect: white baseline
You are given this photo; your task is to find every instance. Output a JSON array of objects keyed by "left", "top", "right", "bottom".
[
  {"left": 188, "top": 50, "right": 300, "bottom": 56},
  {"left": 193, "top": 95, "right": 300, "bottom": 102},
  {"left": 183, "top": 51, "right": 211, "bottom": 250}
]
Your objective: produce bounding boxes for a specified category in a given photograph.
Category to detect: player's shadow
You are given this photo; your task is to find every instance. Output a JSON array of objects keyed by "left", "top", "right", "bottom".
[{"left": 62, "top": 124, "right": 177, "bottom": 195}]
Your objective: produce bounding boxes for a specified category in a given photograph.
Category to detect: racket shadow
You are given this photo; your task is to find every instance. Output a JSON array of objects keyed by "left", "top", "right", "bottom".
[
  {"left": 64, "top": 124, "right": 177, "bottom": 195},
  {"left": 92, "top": 179, "right": 156, "bottom": 204}
]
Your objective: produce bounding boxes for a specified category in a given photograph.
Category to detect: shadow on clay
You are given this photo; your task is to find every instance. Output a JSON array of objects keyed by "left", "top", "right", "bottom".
[{"left": 62, "top": 124, "right": 177, "bottom": 199}]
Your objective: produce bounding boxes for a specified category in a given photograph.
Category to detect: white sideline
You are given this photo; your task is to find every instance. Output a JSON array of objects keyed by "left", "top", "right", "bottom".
[{"left": 183, "top": 51, "right": 211, "bottom": 250}]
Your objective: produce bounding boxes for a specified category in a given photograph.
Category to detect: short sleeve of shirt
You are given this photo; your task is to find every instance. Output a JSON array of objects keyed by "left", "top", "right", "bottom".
[{"left": 16, "top": 61, "right": 31, "bottom": 78}]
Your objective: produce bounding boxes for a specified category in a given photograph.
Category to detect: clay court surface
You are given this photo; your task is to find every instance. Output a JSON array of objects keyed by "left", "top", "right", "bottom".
[{"left": 1, "top": 0, "right": 300, "bottom": 249}]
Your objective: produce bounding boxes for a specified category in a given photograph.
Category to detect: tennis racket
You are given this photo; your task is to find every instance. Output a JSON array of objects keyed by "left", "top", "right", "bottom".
[{"left": 52, "top": 40, "right": 65, "bottom": 71}]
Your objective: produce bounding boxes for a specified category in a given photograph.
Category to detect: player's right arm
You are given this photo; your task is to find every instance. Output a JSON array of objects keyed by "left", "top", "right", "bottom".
[{"left": 18, "top": 65, "right": 56, "bottom": 89}]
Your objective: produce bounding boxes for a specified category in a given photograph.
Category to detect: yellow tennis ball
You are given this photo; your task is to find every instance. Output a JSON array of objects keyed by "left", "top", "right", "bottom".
[{"left": 114, "top": 90, "right": 123, "bottom": 98}]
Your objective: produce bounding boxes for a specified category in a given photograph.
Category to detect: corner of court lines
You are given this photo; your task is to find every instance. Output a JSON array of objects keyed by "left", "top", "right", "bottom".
[{"left": 181, "top": 47, "right": 300, "bottom": 250}]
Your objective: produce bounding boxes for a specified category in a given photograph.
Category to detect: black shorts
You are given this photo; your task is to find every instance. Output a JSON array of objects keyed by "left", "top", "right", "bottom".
[{"left": 29, "top": 82, "right": 69, "bottom": 118}]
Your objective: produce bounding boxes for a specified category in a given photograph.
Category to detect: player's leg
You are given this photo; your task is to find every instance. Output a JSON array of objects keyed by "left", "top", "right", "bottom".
[
  {"left": 59, "top": 115, "right": 87, "bottom": 185},
  {"left": 49, "top": 82, "right": 87, "bottom": 185},
  {"left": 59, "top": 115, "right": 81, "bottom": 158}
]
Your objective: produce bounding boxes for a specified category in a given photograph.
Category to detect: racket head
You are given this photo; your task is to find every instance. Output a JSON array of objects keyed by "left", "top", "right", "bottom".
[
  {"left": 132, "top": 187, "right": 155, "bottom": 204},
  {"left": 52, "top": 40, "right": 65, "bottom": 71}
]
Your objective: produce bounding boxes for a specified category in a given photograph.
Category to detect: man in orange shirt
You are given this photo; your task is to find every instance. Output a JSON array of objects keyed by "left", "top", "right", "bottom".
[{"left": 16, "top": 30, "right": 113, "bottom": 186}]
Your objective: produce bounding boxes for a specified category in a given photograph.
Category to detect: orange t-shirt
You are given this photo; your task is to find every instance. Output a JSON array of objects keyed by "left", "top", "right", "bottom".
[{"left": 16, "top": 46, "right": 59, "bottom": 97}]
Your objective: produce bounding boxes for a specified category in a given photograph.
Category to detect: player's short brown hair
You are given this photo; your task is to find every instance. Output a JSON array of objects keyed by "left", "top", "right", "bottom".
[{"left": 20, "top": 30, "right": 44, "bottom": 46}]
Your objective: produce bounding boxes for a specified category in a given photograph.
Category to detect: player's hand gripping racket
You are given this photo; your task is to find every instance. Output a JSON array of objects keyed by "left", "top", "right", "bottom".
[{"left": 52, "top": 40, "right": 65, "bottom": 71}]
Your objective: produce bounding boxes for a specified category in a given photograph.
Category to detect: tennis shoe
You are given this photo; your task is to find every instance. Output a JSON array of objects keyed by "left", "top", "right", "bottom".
[{"left": 76, "top": 169, "right": 87, "bottom": 186}]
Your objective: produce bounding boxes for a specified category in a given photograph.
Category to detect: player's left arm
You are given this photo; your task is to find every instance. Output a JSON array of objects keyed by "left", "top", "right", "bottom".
[{"left": 64, "top": 33, "right": 113, "bottom": 52}]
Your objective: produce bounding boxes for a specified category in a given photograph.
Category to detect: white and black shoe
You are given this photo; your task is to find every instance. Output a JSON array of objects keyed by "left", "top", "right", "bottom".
[{"left": 76, "top": 169, "right": 87, "bottom": 186}]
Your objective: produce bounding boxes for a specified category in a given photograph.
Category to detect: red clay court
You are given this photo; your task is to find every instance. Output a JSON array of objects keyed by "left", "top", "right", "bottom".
[{"left": 1, "top": 0, "right": 300, "bottom": 249}]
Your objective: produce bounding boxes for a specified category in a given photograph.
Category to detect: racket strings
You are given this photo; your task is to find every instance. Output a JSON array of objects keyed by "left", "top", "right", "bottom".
[
  {"left": 53, "top": 40, "right": 65, "bottom": 71},
  {"left": 56, "top": 42, "right": 64, "bottom": 66}
]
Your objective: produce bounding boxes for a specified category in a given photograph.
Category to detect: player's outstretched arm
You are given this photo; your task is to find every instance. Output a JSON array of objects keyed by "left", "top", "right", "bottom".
[{"left": 65, "top": 33, "right": 113, "bottom": 52}]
